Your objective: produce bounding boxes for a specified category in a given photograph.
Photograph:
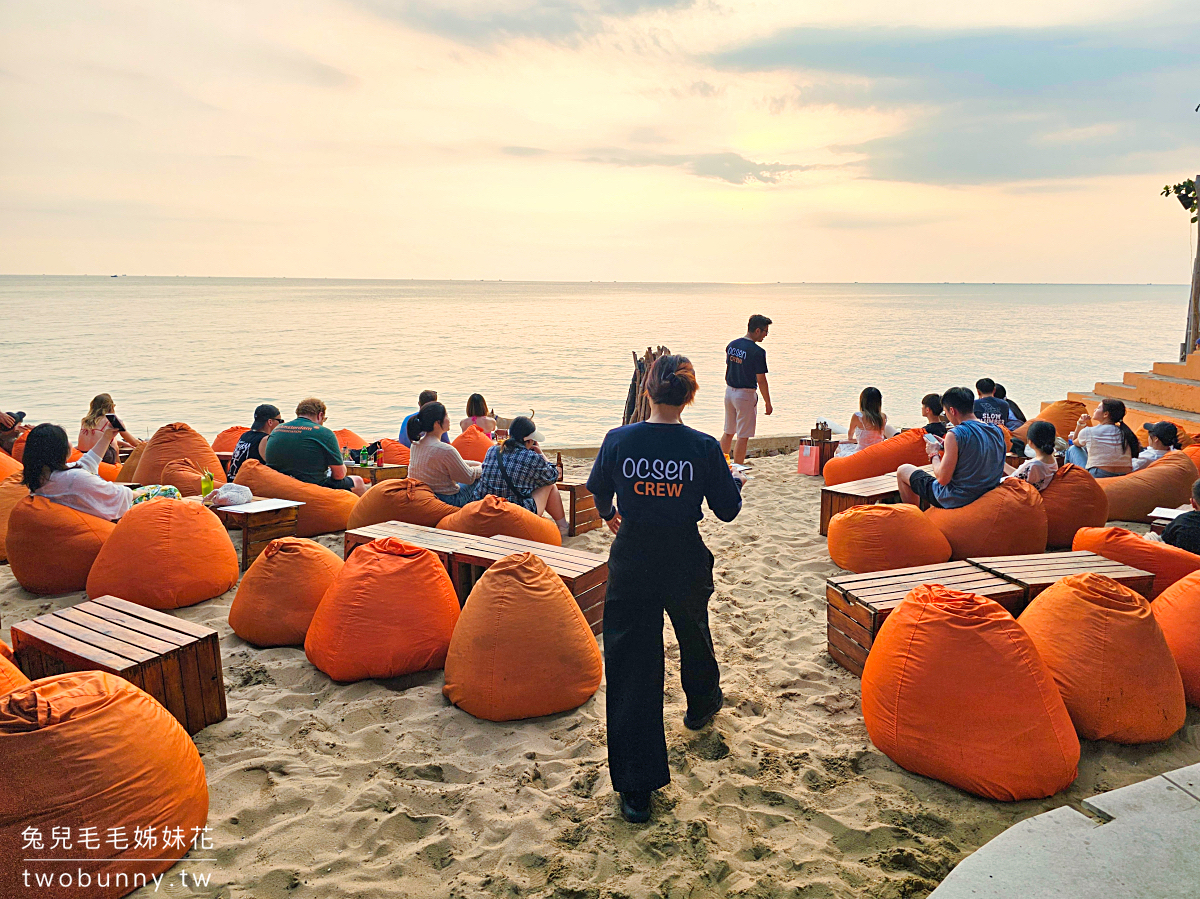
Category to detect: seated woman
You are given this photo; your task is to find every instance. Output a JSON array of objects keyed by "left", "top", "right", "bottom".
[
  {"left": 1065, "top": 399, "right": 1139, "bottom": 478},
  {"left": 77, "top": 394, "right": 141, "bottom": 464},
  {"left": 22, "top": 421, "right": 178, "bottom": 520},
  {"left": 921, "top": 393, "right": 948, "bottom": 438},
  {"left": 993, "top": 384, "right": 1026, "bottom": 429},
  {"left": 1008, "top": 421, "right": 1058, "bottom": 491},
  {"left": 835, "top": 387, "right": 887, "bottom": 457},
  {"left": 407, "top": 401, "right": 482, "bottom": 507},
  {"left": 475, "top": 416, "right": 569, "bottom": 536},
  {"left": 1132, "top": 421, "right": 1181, "bottom": 471},
  {"left": 459, "top": 393, "right": 497, "bottom": 437}
]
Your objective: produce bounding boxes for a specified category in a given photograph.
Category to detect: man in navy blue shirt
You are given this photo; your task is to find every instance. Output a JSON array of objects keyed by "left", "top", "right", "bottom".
[
  {"left": 973, "top": 378, "right": 1011, "bottom": 429},
  {"left": 719, "top": 314, "right": 773, "bottom": 465}
]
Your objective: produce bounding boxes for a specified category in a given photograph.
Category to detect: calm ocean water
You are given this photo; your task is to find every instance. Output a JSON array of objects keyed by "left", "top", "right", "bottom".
[{"left": 0, "top": 277, "right": 1189, "bottom": 447}]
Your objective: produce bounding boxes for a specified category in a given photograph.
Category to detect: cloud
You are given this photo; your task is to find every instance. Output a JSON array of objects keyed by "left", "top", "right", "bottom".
[
  {"left": 502, "top": 145, "right": 548, "bottom": 156},
  {"left": 582, "top": 149, "right": 829, "bottom": 184}
]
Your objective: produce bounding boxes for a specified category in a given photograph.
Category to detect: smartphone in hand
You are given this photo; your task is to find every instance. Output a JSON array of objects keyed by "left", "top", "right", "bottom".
[{"left": 105, "top": 413, "right": 125, "bottom": 431}]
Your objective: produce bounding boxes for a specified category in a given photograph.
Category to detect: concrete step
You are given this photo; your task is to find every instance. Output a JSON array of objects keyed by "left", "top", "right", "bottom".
[
  {"left": 1094, "top": 372, "right": 1200, "bottom": 415},
  {"left": 1095, "top": 381, "right": 1140, "bottom": 401},
  {"left": 1152, "top": 351, "right": 1200, "bottom": 380}
]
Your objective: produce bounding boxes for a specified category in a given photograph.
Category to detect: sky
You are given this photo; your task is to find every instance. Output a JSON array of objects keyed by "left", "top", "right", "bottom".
[{"left": 0, "top": 0, "right": 1198, "bottom": 282}]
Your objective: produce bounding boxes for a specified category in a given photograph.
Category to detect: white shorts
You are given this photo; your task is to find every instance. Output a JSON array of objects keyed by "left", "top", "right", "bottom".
[{"left": 724, "top": 386, "right": 758, "bottom": 439}]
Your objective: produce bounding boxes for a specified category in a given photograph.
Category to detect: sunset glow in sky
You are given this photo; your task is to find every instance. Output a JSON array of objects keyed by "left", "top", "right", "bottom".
[{"left": 2, "top": 0, "right": 1198, "bottom": 281}]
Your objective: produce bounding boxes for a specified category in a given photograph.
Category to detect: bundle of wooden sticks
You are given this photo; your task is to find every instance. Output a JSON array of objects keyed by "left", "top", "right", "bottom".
[{"left": 622, "top": 345, "right": 671, "bottom": 425}]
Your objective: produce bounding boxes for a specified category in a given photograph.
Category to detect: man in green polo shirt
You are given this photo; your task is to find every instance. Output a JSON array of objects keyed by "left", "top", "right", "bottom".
[{"left": 264, "top": 397, "right": 367, "bottom": 495}]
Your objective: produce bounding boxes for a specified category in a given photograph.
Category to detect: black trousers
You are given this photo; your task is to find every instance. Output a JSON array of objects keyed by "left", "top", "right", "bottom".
[{"left": 603, "top": 522, "right": 720, "bottom": 793}]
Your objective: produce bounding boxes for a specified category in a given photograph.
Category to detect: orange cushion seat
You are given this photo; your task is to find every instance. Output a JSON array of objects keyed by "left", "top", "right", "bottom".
[
  {"left": 116, "top": 442, "right": 145, "bottom": 482},
  {"left": 1012, "top": 400, "right": 1091, "bottom": 444},
  {"left": 862, "top": 585, "right": 1079, "bottom": 801},
  {"left": 87, "top": 498, "right": 239, "bottom": 610},
  {"left": 135, "top": 423, "right": 227, "bottom": 487},
  {"left": 1100, "top": 452, "right": 1198, "bottom": 523},
  {"left": 0, "top": 472, "right": 26, "bottom": 564},
  {"left": 822, "top": 429, "right": 930, "bottom": 486},
  {"left": 1073, "top": 526, "right": 1200, "bottom": 598},
  {"left": 1040, "top": 464, "right": 1109, "bottom": 549},
  {"left": 159, "top": 457, "right": 210, "bottom": 497},
  {"left": 0, "top": 451, "right": 19, "bottom": 481},
  {"left": 305, "top": 538, "right": 460, "bottom": 682},
  {"left": 437, "top": 494, "right": 562, "bottom": 546},
  {"left": 0, "top": 641, "right": 29, "bottom": 694},
  {"left": 0, "top": 671, "right": 209, "bottom": 898},
  {"left": 452, "top": 425, "right": 493, "bottom": 463},
  {"left": 333, "top": 428, "right": 367, "bottom": 450},
  {"left": 347, "top": 478, "right": 458, "bottom": 530},
  {"left": 6, "top": 496, "right": 115, "bottom": 595},
  {"left": 233, "top": 459, "right": 358, "bottom": 536},
  {"left": 1152, "top": 571, "right": 1200, "bottom": 706},
  {"left": 378, "top": 438, "right": 410, "bottom": 465},
  {"left": 827, "top": 503, "right": 952, "bottom": 573},
  {"left": 229, "top": 538, "right": 343, "bottom": 647},
  {"left": 211, "top": 425, "right": 249, "bottom": 453},
  {"left": 924, "top": 479, "right": 1048, "bottom": 561},
  {"left": 443, "top": 552, "right": 603, "bottom": 721},
  {"left": 1020, "top": 574, "right": 1185, "bottom": 743}
]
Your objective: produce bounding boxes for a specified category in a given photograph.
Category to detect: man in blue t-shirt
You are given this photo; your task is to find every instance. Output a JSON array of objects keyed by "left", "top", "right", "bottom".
[
  {"left": 719, "top": 314, "right": 773, "bottom": 465},
  {"left": 898, "top": 387, "right": 1005, "bottom": 509},
  {"left": 972, "top": 378, "right": 1012, "bottom": 429},
  {"left": 398, "top": 389, "right": 450, "bottom": 447}
]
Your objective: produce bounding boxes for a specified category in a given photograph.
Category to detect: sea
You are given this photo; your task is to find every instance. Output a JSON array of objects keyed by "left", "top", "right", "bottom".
[{"left": 0, "top": 277, "right": 1189, "bottom": 448}]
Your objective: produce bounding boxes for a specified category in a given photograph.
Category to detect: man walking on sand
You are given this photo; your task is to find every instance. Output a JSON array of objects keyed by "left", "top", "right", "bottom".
[{"left": 720, "top": 314, "right": 773, "bottom": 465}]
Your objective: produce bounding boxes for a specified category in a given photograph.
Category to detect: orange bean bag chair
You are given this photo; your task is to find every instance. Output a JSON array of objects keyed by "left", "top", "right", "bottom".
[
  {"left": 87, "top": 499, "right": 239, "bottom": 610},
  {"left": 452, "top": 425, "right": 494, "bottom": 463},
  {"left": 228, "top": 537, "right": 342, "bottom": 647},
  {"left": 437, "top": 494, "right": 562, "bottom": 546},
  {"left": 333, "top": 428, "right": 367, "bottom": 450},
  {"left": 823, "top": 429, "right": 930, "bottom": 487},
  {"left": 1040, "top": 463, "right": 1109, "bottom": 549},
  {"left": 305, "top": 537, "right": 460, "bottom": 682},
  {"left": 347, "top": 478, "right": 458, "bottom": 530},
  {"left": 8, "top": 429, "right": 28, "bottom": 462},
  {"left": 1073, "top": 526, "right": 1200, "bottom": 598},
  {"left": 827, "top": 503, "right": 952, "bottom": 573},
  {"left": 0, "top": 472, "right": 26, "bottom": 564},
  {"left": 862, "top": 584, "right": 1079, "bottom": 801},
  {"left": 924, "top": 479, "right": 1048, "bottom": 561},
  {"left": 1022, "top": 574, "right": 1186, "bottom": 743},
  {"left": 159, "top": 457, "right": 210, "bottom": 497},
  {"left": 0, "top": 641, "right": 29, "bottom": 694},
  {"left": 1100, "top": 451, "right": 1198, "bottom": 523},
  {"left": 233, "top": 459, "right": 358, "bottom": 536},
  {"left": 116, "top": 442, "right": 145, "bottom": 482},
  {"left": 0, "top": 451, "right": 19, "bottom": 480},
  {"left": 1013, "top": 399, "right": 1091, "bottom": 444},
  {"left": 135, "top": 423, "right": 227, "bottom": 487},
  {"left": 444, "top": 552, "right": 602, "bottom": 720},
  {"left": 0, "top": 671, "right": 209, "bottom": 899},
  {"left": 6, "top": 496, "right": 115, "bottom": 595},
  {"left": 211, "top": 425, "right": 248, "bottom": 453},
  {"left": 1152, "top": 571, "right": 1200, "bottom": 706},
  {"left": 378, "top": 438, "right": 411, "bottom": 465}
]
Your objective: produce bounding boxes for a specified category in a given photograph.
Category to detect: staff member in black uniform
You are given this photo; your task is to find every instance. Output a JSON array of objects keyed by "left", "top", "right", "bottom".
[{"left": 587, "top": 354, "right": 745, "bottom": 824}]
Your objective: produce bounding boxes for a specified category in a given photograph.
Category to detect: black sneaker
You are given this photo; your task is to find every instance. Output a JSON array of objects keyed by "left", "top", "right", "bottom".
[
  {"left": 683, "top": 688, "right": 724, "bottom": 730},
  {"left": 619, "top": 791, "right": 652, "bottom": 824}
]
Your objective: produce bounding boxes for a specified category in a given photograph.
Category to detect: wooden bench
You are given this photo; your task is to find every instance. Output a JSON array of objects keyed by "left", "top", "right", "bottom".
[
  {"left": 557, "top": 481, "right": 602, "bottom": 536},
  {"left": 826, "top": 562, "right": 1024, "bottom": 676},
  {"left": 11, "top": 596, "right": 226, "bottom": 734},
  {"left": 819, "top": 466, "right": 932, "bottom": 536},
  {"left": 343, "top": 521, "right": 608, "bottom": 636},
  {"left": 967, "top": 551, "right": 1154, "bottom": 605}
]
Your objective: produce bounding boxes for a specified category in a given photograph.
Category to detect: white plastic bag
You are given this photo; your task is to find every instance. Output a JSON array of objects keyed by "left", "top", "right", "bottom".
[{"left": 206, "top": 483, "right": 253, "bottom": 507}]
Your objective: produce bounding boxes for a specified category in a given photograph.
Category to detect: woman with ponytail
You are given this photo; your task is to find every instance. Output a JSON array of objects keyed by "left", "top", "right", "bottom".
[
  {"left": 406, "top": 401, "right": 481, "bottom": 506},
  {"left": 1133, "top": 421, "right": 1182, "bottom": 471},
  {"left": 1066, "top": 398, "right": 1140, "bottom": 477},
  {"left": 586, "top": 354, "right": 744, "bottom": 824}
]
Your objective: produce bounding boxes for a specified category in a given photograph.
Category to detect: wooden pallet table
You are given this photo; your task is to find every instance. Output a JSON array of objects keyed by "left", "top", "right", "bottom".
[
  {"left": 10, "top": 595, "right": 226, "bottom": 734},
  {"left": 557, "top": 481, "right": 602, "bottom": 536},
  {"left": 819, "top": 466, "right": 932, "bottom": 536},
  {"left": 967, "top": 551, "right": 1155, "bottom": 604},
  {"left": 346, "top": 463, "right": 409, "bottom": 485},
  {"left": 344, "top": 521, "right": 609, "bottom": 636},
  {"left": 826, "top": 562, "right": 1024, "bottom": 677},
  {"left": 1149, "top": 505, "right": 1190, "bottom": 535},
  {"left": 198, "top": 497, "right": 305, "bottom": 572}
]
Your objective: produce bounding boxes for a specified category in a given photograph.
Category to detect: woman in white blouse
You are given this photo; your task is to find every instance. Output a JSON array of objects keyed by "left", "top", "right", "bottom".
[
  {"left": 1065, "top": 399, "right": 1141, "bottom": 478},
  {"left": 22, "top": 420, "right": 138, "bottom": 520}
]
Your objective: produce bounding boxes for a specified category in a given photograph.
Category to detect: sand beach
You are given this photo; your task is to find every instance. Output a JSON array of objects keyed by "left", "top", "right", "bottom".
[{"left": 4, "top": 452, "right": 1196, "bottom": 899}]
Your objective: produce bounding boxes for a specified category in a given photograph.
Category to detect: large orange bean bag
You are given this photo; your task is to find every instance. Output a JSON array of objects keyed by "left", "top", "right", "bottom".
[
  {"left": 8, "top": 430, "right": 28, "bottom": 462},
  {"left": 0, "top": 671, "right": 209, "bottom": 899},
  {"left": 305, "top": 537, "right": 460, "bottom": 682},
  {"left": 1073, "top": 526, "right": 1200, "bottom": 598},
  {"left": 444, "top": 552, "right": 602, "bottom": 720},
  {"left": 1152, "top": 571, "right": 1200, "bottom": 705},
  {"left": 6, "top": 496, "right": 115, "bottom": 595},
  {"left": 87, "top": 499, "right": 239, "bottom": 609},
  {"left": 228, "top": 538, "right": 343, "bottom": 647},
  {"left": 827, "top": 504, "right": 951, "bottom": 573},
  {"left": 1040, "top": 463, "right": 1108, "bottom": 549},
  {"left": 1013, "top": 399, "right": 1091, "bottom": 444},
  {"left": 924, "top": 479, "right": 1047, "bottom": 561},
  {"left": 347, "top": 478, "right": 458, "bottom": 530},
  {"left": 116, "top": 442, "right": 145, "bottom": 482},
  {"left": 378, "top": 438, "right": 410, "bottom": 465},
  {"left": 1021, "top": 574, "right": 1185, "bottom": 742},
  {"left": 334, "top": 428, "right": 367, "bottom": 450},
  {"left": 211, "top": 425, "right": 248, "bottom": 452},
  {"left": 1100, "top": 452, "right": 1198, "bottom": 523},
  {"left": 135, "top": 423, "right": 226, "bottom": 487},
  {"left": 862, "top": 585, "right": 1079, "bottom": 801},
  {"left": 452, "top": 425, "right": 494, "bottom": 463},
  {"left": 438, "top": 494, "right": 562, "bottom": 546},
  {"left": 234, "top": 459, "right": 357, "bottom": 536},
  {"left": 823, "top": 429, "right": 930, "bottom": 486},
  {"left": 0, "top": 472, "right": 25, "bottom": 563},
  {"left": 0, "top": 451, "right": 19, "bottom": 480},
  {"left": 0, "top": 641, "right": 29, "bottom": 694},
  {"left": 159, "top": 457, "right": 209, "bottom": 497}
]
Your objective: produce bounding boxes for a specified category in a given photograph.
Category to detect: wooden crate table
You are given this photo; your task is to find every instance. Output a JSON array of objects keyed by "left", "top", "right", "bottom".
[
  {"left": 206, "top": 498, "right": 305, "bottom": 572},
  {"left": 1149, "top": 505, "right": 1190, "bottom": 535},
  {"left": 818, "top": 466, "right": 932, "bottom": 537},
  {"left": 215, "top": 451, "right": 232, "bottom": 475},
  {"left": 10, "top": 595, "right": 226, "bottom": 734},
  {"left": 826, "top": 562, "right": 1024, "bottom": 677},
  {"left": 345, "top": 463, "right": 409, "bottom": 485},
  {"left": 967, "top": 551, "right": 1154, "bottom": 604},
  {"left": 344, "top": 521, "right": 609, "bottom": 636},
  {"left": 557, "top": 481, "right": 602, "bottom": 536}
]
